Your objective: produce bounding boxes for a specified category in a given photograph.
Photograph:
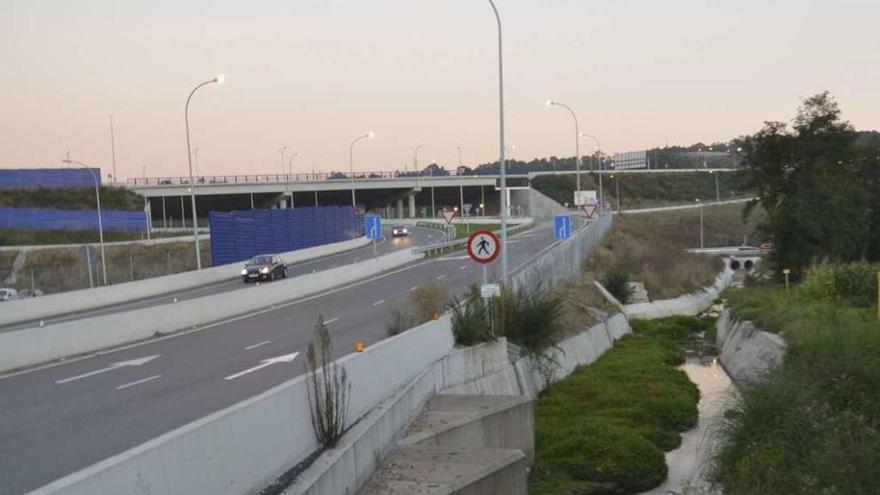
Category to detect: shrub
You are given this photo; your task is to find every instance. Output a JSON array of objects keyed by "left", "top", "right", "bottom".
[
  {"left": 450, "top": 285, "right": 490, "bottom": 346},
  {"left": 601, "top": 268, "right": 633, "bottom": 304},
  {"left": 493, "top": 283, "right": 566, "bottom": 355},
  {"left": 305, "top": 315, "right": 350, "bottom": 448},
  {"left": 800, "top": 262, "right": 879, "bottom": 307},
  {"left": 410, "top": 281, "right": 450, "bottom": 321}
]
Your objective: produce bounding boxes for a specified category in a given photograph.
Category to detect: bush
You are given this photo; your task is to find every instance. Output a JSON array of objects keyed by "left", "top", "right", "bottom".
[
  {"left": 450, "top": 285, "right": 490, "bottom": 346},
  {"left": 601, "top": 268, "right": 633, "bottom": 304},
  {"left": 531, "top": 332, "right": 700, "bottom": 494},
  {"left": 493, "top": 284, "right": 566, "bottom": 355},
  {"left": 410, "top": 281, "right": 450, "bottom": 321},
  {"left": 800, "top": 262, "right": 879, "bottom": 307}
]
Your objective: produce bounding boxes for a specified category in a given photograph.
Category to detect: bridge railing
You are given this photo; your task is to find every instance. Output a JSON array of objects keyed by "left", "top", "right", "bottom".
[{"left": 128, "top": 169, "right": 503, "bottom": 188}]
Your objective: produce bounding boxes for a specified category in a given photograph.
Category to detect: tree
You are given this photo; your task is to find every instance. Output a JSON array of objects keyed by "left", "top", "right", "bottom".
[
  {"left": 741, "top": 91, "right": 880, "bottom": 271},
  {"left": 305, "top": 315, "right": 350, "bottom": 447}
]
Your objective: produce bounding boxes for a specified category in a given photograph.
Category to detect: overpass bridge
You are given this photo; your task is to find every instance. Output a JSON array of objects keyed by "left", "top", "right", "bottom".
[{"left": 128, "top": 168, "right": 737, "bottom": 227}]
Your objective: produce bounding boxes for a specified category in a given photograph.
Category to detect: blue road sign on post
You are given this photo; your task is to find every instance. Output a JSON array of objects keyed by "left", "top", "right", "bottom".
[
  {"left": 554, "top": 215, "right": 571, "bottom": 241},
  {"left": 365, "top": 215, "right": 382, "bottom": 240}
]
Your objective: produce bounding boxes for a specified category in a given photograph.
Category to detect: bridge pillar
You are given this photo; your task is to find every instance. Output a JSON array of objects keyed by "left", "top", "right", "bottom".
[
  {"left": 397, "top": 199, "right": 404, "bottom": 218},
  {"left": 408, "top": 194, "right": 416, "bottom": 219}
]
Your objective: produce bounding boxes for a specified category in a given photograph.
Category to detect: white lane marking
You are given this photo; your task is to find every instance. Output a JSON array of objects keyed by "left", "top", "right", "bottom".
[
  {"left": 372, "top": 300, "right": 386, "bottom": 307},
  {"left": 325, "top": 317, "right": 339, "bottom": 324},
  {"left": 436, "top": 275, "right": 446, "bottom": 280},
  {"left": 56, "top": 355, "right": 161, "bottom": 385},
  {"left": 115, "top": 375, "right": 162, "bottom": 391},
  {"left": 459, "top": 265, "right": 467, "bottom": 270},
  {"left": 224, "top": 352, "right": 299, "bottom": 381},
  {"left": 245, "top": 340, "right": 271, "bottom": 351}
]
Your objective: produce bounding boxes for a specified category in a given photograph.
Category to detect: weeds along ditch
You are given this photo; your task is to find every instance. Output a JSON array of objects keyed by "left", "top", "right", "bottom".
[
  {"left": 713, "top": 263, "right": 880, "bottom": 494},
  {"left": 530, "top": 316, "right": 713, "bottom": 495}
]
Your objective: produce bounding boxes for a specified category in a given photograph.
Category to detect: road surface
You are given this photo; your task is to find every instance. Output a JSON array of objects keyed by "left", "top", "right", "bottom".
[
  {"left": 0, "top": 226, "right": 437, "bottom": 334},
  {"left": 0, "top": 222, "right": 564, "bottom": 494}
]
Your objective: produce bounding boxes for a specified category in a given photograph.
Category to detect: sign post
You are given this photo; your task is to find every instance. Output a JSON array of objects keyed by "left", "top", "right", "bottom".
[
  {"left": 365, "top": 215, "right": 382, "bottom": 258},
  {"left": 467, "top": 229, "right": 502, "bottom": 334},
  {"left": 554, "top": 215, "right": 571, "bottom": 241}
]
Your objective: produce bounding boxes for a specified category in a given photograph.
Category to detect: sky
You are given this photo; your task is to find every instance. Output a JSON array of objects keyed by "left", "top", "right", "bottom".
[{"left": 2, "top": 0, "right": 879, "bottom": 180}]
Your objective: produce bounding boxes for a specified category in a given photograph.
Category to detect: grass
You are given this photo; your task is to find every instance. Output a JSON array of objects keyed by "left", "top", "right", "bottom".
[
  {"left": 0, "top": 229, "right": 185, "bottom": 246},
  {"left": 530, "top": 317, "right": 703, "bottom": 494},
  {"left": 0, "top": 251, "right": 17, "bottom": 282},
  {"left": 713, "top": 281, "right": 880, "bottom": 493},
  {"left": 586, "top": 203, "right": 763, "bottom": 299},
  {"left": 0, "top": 186, "right": 144, "bottom": 211},
  {"left": 13, "top": 241, "right": 211, "bottom": 294},
  {"left": 531, "top": 171, "right": 753, "bottom": 210},
  {"left": 452, "top": 222, "right": 500, "bottom": 239},
  {"left": 386, "top": 281, "right": 450, "bottom": 337}
]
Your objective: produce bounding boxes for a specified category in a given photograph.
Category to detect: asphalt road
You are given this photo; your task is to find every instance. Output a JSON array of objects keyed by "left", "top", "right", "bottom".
[
  {"left": 0, "top": 222, "right": 561, "bottom": 494},
  {"left": 0, "top": 226, "right": 438, "bottom": 334}
]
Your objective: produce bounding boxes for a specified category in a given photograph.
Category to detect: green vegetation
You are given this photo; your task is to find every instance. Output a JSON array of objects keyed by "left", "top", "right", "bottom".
[
  {"left": 386, "top": 281, "right": 450, "bottom": 337},
  {"left": 0, "top": 229, "right": 176, "bottom": 246},
  {"left": 0, "top": 251, "right": 16, "bottom": 282},
  {"left": 740, "top": 92, "right": 880, "bottom": 273},
  {"left": 13, "top": 241, "right": 210, "bottom": 294},
  {"left": 452, "top": 222, "right": 498, "bottom": 239},
  {"left": 713, "top": 277, "right": 880, "bottom": 493},
  {"left": 531, "top": 171, "right": 752, "bottom": 210},
  {"left": 587, "top": 204, "right": 760, "bottom": 299},
  {"left": 531, "top": 317, "right": 703, "bottom": 494},
  {"left": 0, "top": 187, "right": 144, "bottom": 211}
]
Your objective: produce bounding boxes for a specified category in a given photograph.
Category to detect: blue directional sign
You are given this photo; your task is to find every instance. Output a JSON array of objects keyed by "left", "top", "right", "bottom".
[
  {"left": 554, "top": 215, "right": 571, "bottom": 241},
  {"left": 365, "top": 215, "right": 382, "bottom": 240}
]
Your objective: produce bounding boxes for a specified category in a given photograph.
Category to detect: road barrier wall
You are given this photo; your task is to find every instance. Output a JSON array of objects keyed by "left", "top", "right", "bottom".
[
  {"left": 0, "top": 246, "right": 417, "bottom": 373},
  {"left": 0, "top": 168, "right": 101, "bottom": 189},
  {"left": 0, "top": 206, "right": 146, "bottom": 232},
  {"left": 623, "top": 266, "right": 734, "bottom": 319},
  {"left": 715, "top": 309, "right": 786, "bottom": 385},
  {"left": 31, "top": 317, "right": 456, "bottom": 495},
  {"left": 0, "top": 236, "right": 371, "bottom": 329}
]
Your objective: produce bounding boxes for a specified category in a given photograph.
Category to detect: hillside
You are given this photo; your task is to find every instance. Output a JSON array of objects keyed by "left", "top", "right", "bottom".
[{"left": 0, "top": 187, "right": 144, "bottom": 211}]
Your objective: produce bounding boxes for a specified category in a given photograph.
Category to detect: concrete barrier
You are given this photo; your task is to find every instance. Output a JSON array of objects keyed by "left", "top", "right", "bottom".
[
  {"left": 0, "top": 236, "right": 371, "bottom": 328},
  {"left": 0, "top": 248, "right": 420, "bottom": 373},
  {"left": 30, "top": 316, "right": 456, "bottom": 495},
  {"left": 623, "top": 267, "right": 734, "bottom": 320},
  {"left": 715, "top": 309, "right": 786, "bottom": 385}
]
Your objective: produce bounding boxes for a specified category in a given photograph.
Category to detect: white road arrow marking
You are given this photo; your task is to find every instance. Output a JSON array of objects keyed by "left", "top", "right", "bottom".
[
  {"left": 224, "top": 352, "right": 299, "bottom": 381},
  {"left": 56, "top": 355, "right": 161, "bottom": 385}
]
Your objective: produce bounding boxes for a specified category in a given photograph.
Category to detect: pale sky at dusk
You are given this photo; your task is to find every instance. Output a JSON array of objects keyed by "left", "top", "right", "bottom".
[{"left": 2, "top": 0, "right": 878, "bottom": 180}]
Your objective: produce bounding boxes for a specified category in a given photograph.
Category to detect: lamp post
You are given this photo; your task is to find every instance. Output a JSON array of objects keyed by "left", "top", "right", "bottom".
[
  {"left": 349, "top": 132, "right": 374, "bottom": 206},
  {"left": 546, "top": 100, "right": 581, "bottom": 194},
  {"left": 412, "top": 145, "right": 423, "bottom": 174},
  {"left": 696, "top": 198, "right": 704, "bottom": 248},
  {"left": 732, "top": 146, "right": 743, "bottom": 168},
  {"left": 288, "top": 152, "right": 300, "bottom": 176},
  {"left": 279, "top": 146, "right": 287, "bottom": 180},
  {"left": 580, "top": 133, "right": 603, "bottom": 214},
  {"left": 610, "top": 174, "right": 620, "bottom": 211},
  {"left": 710, "top": 170, "right": 720, "bottom": 202},
  {"left": 487, "top": 0, "right": 508, "bottom": 282},
  {"left": 63, "top": 159, "right": 107, "bottom": 286},
  {"left": 184, "top": 74, "right": 224, "bottom": 271},
  {"left": 193, "top": 148, "right": 200, "bottom": 177}
]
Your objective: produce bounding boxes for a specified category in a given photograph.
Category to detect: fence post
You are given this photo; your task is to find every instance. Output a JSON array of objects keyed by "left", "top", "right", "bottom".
[{"left": 129, "top": 256, "right": 134, "bottom": 282}]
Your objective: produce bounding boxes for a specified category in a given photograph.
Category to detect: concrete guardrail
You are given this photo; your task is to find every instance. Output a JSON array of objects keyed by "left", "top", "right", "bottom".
[{"left": 0, "top": 236, "right": 372, "bottom": 328}]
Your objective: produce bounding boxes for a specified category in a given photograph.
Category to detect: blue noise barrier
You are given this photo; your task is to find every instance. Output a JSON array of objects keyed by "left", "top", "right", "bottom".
[
  {"left": 0, "top": 168, "right": 102, "bottom": 189},
  {"left": 0, "top": 207, "right": 146, "bottom": 232},
  {"left": 209, "top": 206, "right": 364, "bottom": 266}
]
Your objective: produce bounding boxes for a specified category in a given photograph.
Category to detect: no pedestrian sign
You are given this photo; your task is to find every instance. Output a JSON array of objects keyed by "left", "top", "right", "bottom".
[{"left": 466, "top": 230, "right": 501, "bottom": 264}]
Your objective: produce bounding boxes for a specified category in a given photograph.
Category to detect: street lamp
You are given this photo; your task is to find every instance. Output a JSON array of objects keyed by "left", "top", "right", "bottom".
[
  {"left": 349, "top": 131, "right": 375, "bottom": 206},
  {"left": 412, "top": 145, "right": 423, "bottom": 174},
  {"left": 546, "top": 100, "right": 581, "bottom": 195},
  {"left": 288, "top": 152, "right": 301, "bottom": 176},
  {"left": 63, "top": 159, "right": 107, "bottom": 286},
  {"left": 609, "top": 174, "right": 620, "bottom": 211},
  {"left": 709, "top": 170, "right": 720, "bottom": 202},
  {"left": 184, "top": 74, "right": 224, "bottom": 271},
  {"left": 580, "top": 133, "right": 604, "bottom": 215},
  {"left": 732, "top": 146, "right": 743, "bottom": 168},
  {"left": 279, "top": 146, "right": 288, "bottom": 180},
  {"left": 488, "top": 0, "right": 509, "bottom": 282},
  {"left": 696, "top": 198, "right": 704, "bottom": 248}
]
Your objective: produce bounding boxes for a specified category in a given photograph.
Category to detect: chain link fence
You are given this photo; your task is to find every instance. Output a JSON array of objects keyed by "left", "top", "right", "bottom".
[{"left": 510, "top": 212, "right": 613, "bottom": 291}]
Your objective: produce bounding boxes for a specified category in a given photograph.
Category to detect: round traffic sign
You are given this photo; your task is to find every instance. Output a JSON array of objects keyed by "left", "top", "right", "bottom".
[{"left": 466, "top": 230, "right": 501, "bottom": 264}]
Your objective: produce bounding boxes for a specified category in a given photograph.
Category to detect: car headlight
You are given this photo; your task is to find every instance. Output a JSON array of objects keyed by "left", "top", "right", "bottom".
[
  {"left": 241, "top": 269, "right": 248, "bottom": 276},
  {"left": 260, "top": 267, "right": 270, "bottom": 274}
]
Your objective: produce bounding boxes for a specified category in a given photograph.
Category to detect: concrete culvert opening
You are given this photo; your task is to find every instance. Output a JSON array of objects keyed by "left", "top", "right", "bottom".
[
  {"left": 744, "top": 259, "right": 754, "bottom": 270},
  {"left": 730, "top": 259, "right": 741, "bottom": 270}
]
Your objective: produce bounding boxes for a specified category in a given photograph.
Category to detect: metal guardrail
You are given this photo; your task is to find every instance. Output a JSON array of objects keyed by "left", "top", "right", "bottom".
[{"left": 412, "top": 220, "right": 533, "bottom": 255}]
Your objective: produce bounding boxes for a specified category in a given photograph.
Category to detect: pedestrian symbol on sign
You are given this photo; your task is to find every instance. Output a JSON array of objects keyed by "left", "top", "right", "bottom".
[
  {"left": 466, "top": 229, "right": 501, "bottom": 264},
  {"left": 477, "top": 236, "right": 491, "bottom": 255}
]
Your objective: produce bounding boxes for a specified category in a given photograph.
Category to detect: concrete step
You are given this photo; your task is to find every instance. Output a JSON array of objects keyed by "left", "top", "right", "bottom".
[
  {"left": 400, "top": 394, "right": 534, "bottom": 464},
  {"left": 359, "top": 446, "right": 527, "bottom": 495}
]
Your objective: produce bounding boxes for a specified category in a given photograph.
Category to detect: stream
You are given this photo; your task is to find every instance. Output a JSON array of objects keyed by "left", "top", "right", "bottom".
[{"left": 641, "top": 356, "right": 736, "bottom": 495}]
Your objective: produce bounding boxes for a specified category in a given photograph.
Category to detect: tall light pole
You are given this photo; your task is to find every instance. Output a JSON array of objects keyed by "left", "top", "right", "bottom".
[
  {"left": 580, "top": 133, "right": 603, "bottom": 215},
  {"left": 279, "top": 146, "right": 288, "bottom": 179},
  {"left": 696, "top": 198, "right": 704, "bottom": 248},
  {"left": 488, "top": 0, "right": 508, "bottom": 282},
  {"left": 64, "top": 159, "right": 107, "bottom": 286},
  {"left": 288, "top": 152, "right": 300, "bottom": 176},
  {"left": 546, "top": 100, "right": 581, "bottom": 194},
  {"left": 349, "top": 131, "right": 374, "bottom": 206},
  {"left": 193, "top": 148, "right": 200, "bottom": 177},
  {"left": 412, "top": 145, "right": 423, "bottom": 174},
  {"left": 109, "top": 115, "right": 118, "bottom": 183},
  {"left": 610, "top": 174, "right": 620, "bottom": 211},
  {"left": 184, "top": 74, "right": 224, "bottom": 271},
  {"left": 710, "top": 170, "right": 720, "bottom": 202}
]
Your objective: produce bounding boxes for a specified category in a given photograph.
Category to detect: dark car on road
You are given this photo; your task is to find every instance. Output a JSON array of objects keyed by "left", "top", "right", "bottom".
[
  {"left": 241, "top": 255, "right": 287, "bottom": 282},
  {"left": 391, "top": 225, "right": 410, "bottom": 237}
]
